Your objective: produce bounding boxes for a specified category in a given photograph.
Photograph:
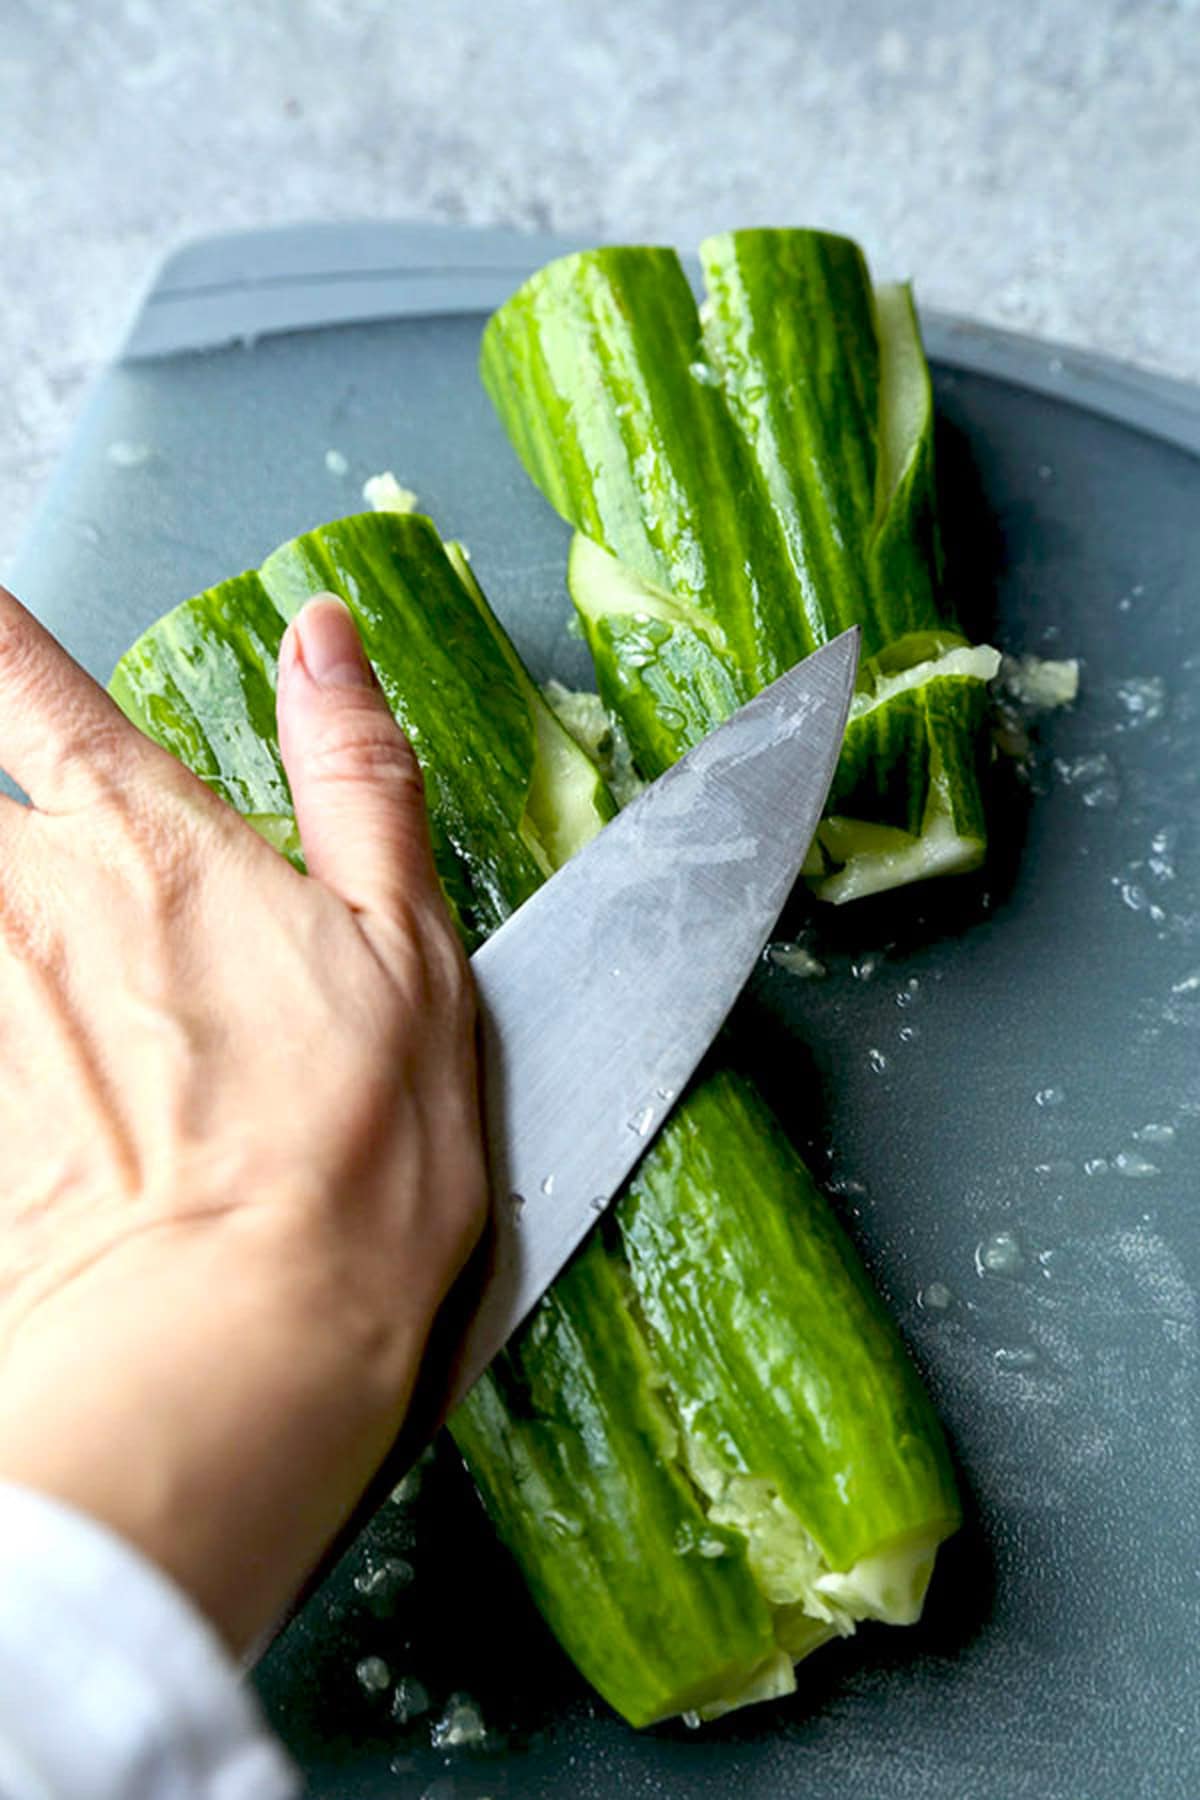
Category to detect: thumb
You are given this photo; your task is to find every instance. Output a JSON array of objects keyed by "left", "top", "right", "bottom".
[{"left": 276, "top": 594, "right": 440, "bottom": 925}]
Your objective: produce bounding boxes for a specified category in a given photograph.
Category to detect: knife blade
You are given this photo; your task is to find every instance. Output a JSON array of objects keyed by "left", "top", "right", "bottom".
[
  {"left": 248, "top": 626, "right": 859, "bottom": 1667},
  {"left": 447, "top": 625, "right": 859, "bottom": 1410}
]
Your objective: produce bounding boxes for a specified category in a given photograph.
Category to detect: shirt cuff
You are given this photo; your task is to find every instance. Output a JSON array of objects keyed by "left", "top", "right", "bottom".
[{"left": 0, "top": 1481, "right": 298, "bottom": 1800}]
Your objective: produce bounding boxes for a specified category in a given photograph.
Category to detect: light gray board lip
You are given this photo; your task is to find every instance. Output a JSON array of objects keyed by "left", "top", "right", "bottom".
[
  {"left": 122, "top": 219, "right": 596, "bottom": 360},
  {"left": 122, "top": 220, "right": 1200, "bottom": 460}
]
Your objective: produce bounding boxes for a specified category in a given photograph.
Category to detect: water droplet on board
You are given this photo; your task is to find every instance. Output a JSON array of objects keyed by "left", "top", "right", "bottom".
[
  {"left": 1035, "top": 1086, "right": 1065, "bottom": 1109},
  {"left": 1084, "top": 1157, "right": 1110, "bottom": 1177},
  {"left": 852, "top": 953, "right": 882, "bottom": 981},
  {"left": 1054, "top": 752, "right": 1120, "bottom": 810},
  {"left": 1134, "top": 1123, "right": 1175, "bottom": 1146},
  {"left": 590, "top": 1195, "right": 607, "bottom": 1214},
  {"left": 918, "top": 1281, "right": 953, "bottom": 1311},
  {"left": 1116, "top": 879, "right": 1149, "bottom": 914},
  {"left": 681, "top": 1709, "right": 703, "bottom": 1730},
  {"left": 994, "top": 1347, "right": 1038, "bottom": 1373},
  {"left": 867, "top": 1047, "right": 888, "bottom": 1075},
  {"left": 509, "top": 1192, "right": 526, "bottom": 1218},
  {"left": 1114, "top": 1149, "right": 1160, "bottom": 1179},
  {"left": 629, "top": 1105, "right": 655, "bottom": 1136},
  {"left": 975, "top": 1231, "right": 1024, "bottom": 1277},
  {"left": 431, "top": 1692, "right": 488, "bottom": 1751},
  {"left": 895, "top": 977, "right": 921, "bottom": 1008},
  {"left": 324, "top": 447, "right": 349, "bottom": 476},
  {"left": 392, "top": 1675, "right": 431, "bottom": 1724},
  {"left": 1114, "top": 676, "right": 1166, "bottom": 730},
  {"left": 766, "top": 939, "right": 827, "bottom": 977},
  {"left": 354, "top": 1555, "right": 414, "bottom": 1611},
  {"left": 356, "top": 1655, "right": 391, "bottom": 1694},
  {"left": 541, "top": 1174, "right": 556, "bottom": 1196}
]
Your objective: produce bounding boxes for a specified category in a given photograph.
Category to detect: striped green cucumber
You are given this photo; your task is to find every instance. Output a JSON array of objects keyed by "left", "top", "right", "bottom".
[
  {"left": 481, "top": 228, "right": 997, "bottom": 901},
  {"left": 110, "top": 509, "right": 959, "bottom": 1726}
]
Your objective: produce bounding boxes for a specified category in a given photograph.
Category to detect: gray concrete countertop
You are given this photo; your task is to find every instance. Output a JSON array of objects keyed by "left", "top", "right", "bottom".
[{"left": 2, "top": 0, "right": 1198, "bottom": 576}]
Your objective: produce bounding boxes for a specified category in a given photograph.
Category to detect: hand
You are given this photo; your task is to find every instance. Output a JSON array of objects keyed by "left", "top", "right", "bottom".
[{"left": 0, "top": 587, "right": 487, "bottom": 1650}]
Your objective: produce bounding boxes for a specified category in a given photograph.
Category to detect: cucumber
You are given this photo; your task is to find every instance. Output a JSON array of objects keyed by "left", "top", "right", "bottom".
[
  {"left": 481, "top": 228, "right": 998, "bottom": 901},
  {"left": 110, "top": 509, "right": 959, "bottom": 1726}
]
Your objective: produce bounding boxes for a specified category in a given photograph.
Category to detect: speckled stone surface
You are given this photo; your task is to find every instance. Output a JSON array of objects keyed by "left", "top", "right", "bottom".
[{"left": 2, "top": 0, "right": 1198, "bottom": 574}]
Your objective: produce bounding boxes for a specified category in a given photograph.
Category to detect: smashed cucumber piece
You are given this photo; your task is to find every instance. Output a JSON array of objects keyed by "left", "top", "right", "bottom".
[
  {"left": 482, "top": 227, "right": 999, "bottom": 902},
  {"left": 110, "top": 509, "right": 959, "bottom": 1726}
]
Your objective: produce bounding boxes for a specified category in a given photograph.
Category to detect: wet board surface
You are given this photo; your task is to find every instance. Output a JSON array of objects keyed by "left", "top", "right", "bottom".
[{"left": 10, "top": 224, "right": 1200, "bottom": 1800}]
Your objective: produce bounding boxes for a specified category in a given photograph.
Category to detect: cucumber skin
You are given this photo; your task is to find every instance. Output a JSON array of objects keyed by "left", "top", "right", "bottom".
[
  {"left": 109, "top": 507, "right": 960, "bottom": 1727},
  {"left": 615, "top": 1071, "right": 960, "bottom": 1575},
  {"left": 450, "top": 1230, "right": 779, "bottom": 1727},
  {"left": 483, "top": 230, "right": 994, "bottom": 888}
]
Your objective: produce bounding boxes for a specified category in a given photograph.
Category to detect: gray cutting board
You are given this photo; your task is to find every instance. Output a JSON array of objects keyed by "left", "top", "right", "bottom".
[{"left": 11, "top": 223, "right": 1200, "bottom": 1800}]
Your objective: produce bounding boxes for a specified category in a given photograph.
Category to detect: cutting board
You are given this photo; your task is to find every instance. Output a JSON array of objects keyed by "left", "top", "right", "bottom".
[{"left": 11, "top": 223, "right": 1200, "bottom": 1800}]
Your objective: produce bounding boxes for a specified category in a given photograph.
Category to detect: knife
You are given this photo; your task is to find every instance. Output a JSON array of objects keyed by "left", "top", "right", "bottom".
[
  {"left": 249, "top": 627, "right": 857, "bottom": 1663},
  {"left": 447, "top": 624, "right": 860, "bottom": 1410}
]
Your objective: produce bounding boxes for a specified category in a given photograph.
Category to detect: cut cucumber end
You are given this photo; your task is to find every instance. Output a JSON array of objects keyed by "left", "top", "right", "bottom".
[
  {"left": 813, "top": 1523, "right": 956, "bottom": 1627},
  {"left": 811, "top": 806, "right": 985, "bottom": 905}
]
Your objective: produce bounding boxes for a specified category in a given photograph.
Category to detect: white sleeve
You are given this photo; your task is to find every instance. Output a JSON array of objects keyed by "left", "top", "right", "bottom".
[{"left": 0, "top": 1482, "right": 299, "bottom": 1800}]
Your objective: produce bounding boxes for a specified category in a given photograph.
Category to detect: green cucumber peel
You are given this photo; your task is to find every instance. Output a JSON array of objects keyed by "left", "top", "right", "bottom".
[{"left": 482, "top": 227, "right": 998, "bottom": 901}]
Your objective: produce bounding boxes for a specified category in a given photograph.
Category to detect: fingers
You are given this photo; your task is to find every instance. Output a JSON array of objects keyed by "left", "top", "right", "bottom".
[
  {"left": 277, "top": 596, "right": 445, "bottom": 930},
  {"left": 0, "top": 585, "right": 160, "bottom": 812}
]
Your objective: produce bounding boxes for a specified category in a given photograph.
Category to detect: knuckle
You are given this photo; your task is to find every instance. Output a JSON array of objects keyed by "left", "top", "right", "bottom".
[
  {"left": 306, "top": 710, "right": 424, "bottom": 795},
  {"left": 96, "top": 789, "right": 204, "bottom": 911},
  {"left": 0, "top": 883, "right": 57, "bottom": 972},
  {"left": 377, "top": 907, "right": 475, "bottom": 1037},
  {"left": 426, "top": 921, "right": 475, "bottom": 1021}
]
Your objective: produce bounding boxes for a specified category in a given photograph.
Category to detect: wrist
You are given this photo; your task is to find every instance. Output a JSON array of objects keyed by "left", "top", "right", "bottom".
[{"left": 0, "top": 1210, "right": 434, "bottom": 1650}]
